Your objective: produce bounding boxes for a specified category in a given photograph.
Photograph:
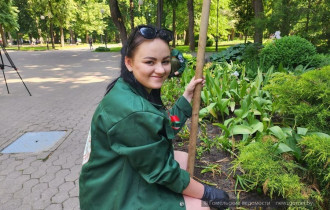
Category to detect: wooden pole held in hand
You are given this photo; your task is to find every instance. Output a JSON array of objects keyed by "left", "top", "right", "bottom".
[{"left": 187, "top": 0, "right": 211, "bottom": 176}]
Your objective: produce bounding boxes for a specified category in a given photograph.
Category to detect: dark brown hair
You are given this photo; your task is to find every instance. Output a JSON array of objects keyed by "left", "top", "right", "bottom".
[{"left": 104, "top": 25, "right": 171, "bottom": 105}]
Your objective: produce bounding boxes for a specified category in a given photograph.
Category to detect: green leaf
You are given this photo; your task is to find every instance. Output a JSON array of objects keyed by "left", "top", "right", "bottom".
[
  {"left": 253, "top": 109, "right": 261, "bottom": 115},
  {"left": 306, "top": 132, "right": 330, "bottom": 138},
  {"left": 269, "top": 126, "right": 286, "bottom": 140},
  {"left": 199, "top": 103, "right": 217, "bottom": 119},
  {"left": 224, "top": 118, "right": 235, "bottom": 127},
  {"left": 229, "top": 101, "right": 236, "bottom": 112},
  {"left": 213, "top": 123, "right": 230, "bottom": 137},
  {"left": 251, "top": 121, "right": 264, "bottom": 134},
  {"left": 232, "top": 125, "right": 252, "bottom": 135},
  {"left": 297, "top": 127, "right": 308, "bottom": 136},
  {"left": 275, "top": 143, "right": 294, "bottom": 154}
]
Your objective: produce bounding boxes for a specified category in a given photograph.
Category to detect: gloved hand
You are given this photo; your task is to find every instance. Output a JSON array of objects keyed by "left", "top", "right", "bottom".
[{"left": 201, "top": 184, "right": 229, "bottom": 210}]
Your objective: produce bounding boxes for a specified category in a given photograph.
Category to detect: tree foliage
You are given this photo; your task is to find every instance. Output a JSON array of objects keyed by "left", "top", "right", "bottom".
[
  {"left": 1, "top": 0, "right": 328, "bottom": 50},
  {"left": 0, "top": 0, "right": 19, "bottom": 31}
]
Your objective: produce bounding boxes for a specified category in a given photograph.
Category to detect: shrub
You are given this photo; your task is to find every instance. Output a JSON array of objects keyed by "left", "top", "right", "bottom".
[
  {"left": 95, "top": 47, "right": 110, "bottom": 52},
  {"left": 194, "top": 34, "right": 214, "bottom": 47},
  {"left": 260, "top": 36, "right": 317, "bottom": 70},
  {"left": 231, "top": 140, "right": 308, "bottom": 201},
  {"left": 308, "top": 53, "right": 330, "bottom": 69},
  {"left": 264, "top": 66, "right": 330, "bottom": 133},
  {"left": 300, "top": 135, "right": 330, "bottom": 208}
]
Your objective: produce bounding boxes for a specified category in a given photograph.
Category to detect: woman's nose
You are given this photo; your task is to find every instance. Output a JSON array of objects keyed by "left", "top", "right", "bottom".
[{"left": 155, "top": 63, "right": 166, "bottom": 74}]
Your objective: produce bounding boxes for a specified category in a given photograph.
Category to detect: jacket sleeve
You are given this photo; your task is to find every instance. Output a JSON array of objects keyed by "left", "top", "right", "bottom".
[
  {"left": 107, "top": 111, "right": 190, "bottom": 193},
  {"left": 168, "top": 96, "right": 192, "bottom": 135},
  {"left": 177, "top": 53, "right": 186, "bottom": 74}
]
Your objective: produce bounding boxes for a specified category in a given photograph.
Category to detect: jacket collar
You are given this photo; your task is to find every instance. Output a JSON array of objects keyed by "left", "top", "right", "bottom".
[{"left": 118, "top": 78, "right": 163, "bottom": 109}]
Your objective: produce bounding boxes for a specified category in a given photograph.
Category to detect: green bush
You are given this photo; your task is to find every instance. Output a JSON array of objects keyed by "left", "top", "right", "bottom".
[
  {"left": 264, "top": 66, "right": 330, "bottom": 133},
  {"left": 260, "top": 36, "right": 317, "bottom": 70},
  {"left": 194, "top": 34, "right": 214, "bottom": 47},
  {"left": 231, "top": 140, "right": 308, "bottom": 201},
  {"left": 300, "top": 135, "right": 330, "bottom": 208},
  {"left": 95, "top": 47, "right": 110, "bottom": 52}
]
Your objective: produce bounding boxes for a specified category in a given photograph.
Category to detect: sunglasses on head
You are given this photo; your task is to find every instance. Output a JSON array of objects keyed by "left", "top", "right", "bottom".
[{"left": 137, "top": 25, "right": 173, "bottom": 42}]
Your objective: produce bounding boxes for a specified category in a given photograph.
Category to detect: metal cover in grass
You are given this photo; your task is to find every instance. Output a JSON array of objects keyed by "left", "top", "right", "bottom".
[{"left": 1, "top": 131, "right": 66, "bottom": 153}]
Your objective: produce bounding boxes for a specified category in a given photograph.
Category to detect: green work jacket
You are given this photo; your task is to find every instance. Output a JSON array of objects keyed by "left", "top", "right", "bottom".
[
  {"left": 79, "top": 78, "right": 192, "bottom": 210},
  {"left": 171, "top": 49, "right": 186, "bottom": 74}
]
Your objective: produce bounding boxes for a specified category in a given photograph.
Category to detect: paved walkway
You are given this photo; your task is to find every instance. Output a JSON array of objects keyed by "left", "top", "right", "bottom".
[{"left": 0, "top": 49, "right": 120, "bottom": 210}]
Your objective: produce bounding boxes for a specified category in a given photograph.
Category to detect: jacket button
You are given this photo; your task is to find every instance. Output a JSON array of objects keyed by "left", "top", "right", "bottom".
[{"left": 179, "top": 201, "right": 185, "bottom": 207}]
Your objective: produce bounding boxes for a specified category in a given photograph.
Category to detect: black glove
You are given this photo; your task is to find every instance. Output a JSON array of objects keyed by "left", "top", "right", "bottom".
[{"left": 201, "top": 184, "right": 229, "bottom": 209}]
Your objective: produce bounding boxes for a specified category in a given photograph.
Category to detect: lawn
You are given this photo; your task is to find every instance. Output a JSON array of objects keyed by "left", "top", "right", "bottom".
[{"left": 5, "top": 39, "right": 252, "bottom": 53}]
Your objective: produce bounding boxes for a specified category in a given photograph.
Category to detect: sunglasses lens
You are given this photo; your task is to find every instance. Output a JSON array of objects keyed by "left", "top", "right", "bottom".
[
  {"left": 159, "top": 30, "right": 173, "bottom": 42},
  {"left": 139, "top": 27, "right": 156, "bottom": 39}
]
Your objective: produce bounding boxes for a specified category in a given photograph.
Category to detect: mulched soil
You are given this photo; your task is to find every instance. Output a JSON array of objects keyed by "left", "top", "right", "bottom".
[{"left": 173, "top": 121, "right": 279, "bottom": 210}]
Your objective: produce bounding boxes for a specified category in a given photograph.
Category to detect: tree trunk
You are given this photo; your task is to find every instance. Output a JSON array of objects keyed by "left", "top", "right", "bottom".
[
  {"left": 50, "top": 22, "right": 55, "bottom": 48},
  {"left": 8, "top": 32, "right": 13, "bottom": 45},
  {"left": 109, "top": 0, "right": 128, "bottom": 45},
  {"left": 48, "top": 0, "right": 55, "bottom": 49},
  {"left": 29, "top": 34, "right": 33, "bottom": 44},
  {"left": 157, "top": 0, "right": 164, "bottom": 28},
  {"left": 172, "top": 5, "right": 176, "bottom": 47},
  {"left": 60, "top": 27, "right": 64, "bottom": 47},
  {"left": 187, "top": 0, "right": 195, "bottom": 51},
  {"left": 280, "top": 0, "right": 290, "bottom": 36},
  {"left": 86, "top": 32, "right": 89, "bottom": 44},
  {"left": 184, "top": 29, "right": 189, "bottom": 45},
  {"left": 129, "top": 0, "right": 134, "bottom": 32},
  {"left": 70, "top": 28, "right": 75, "bottom": 44},
  {"left": 252, "top": 0, "right": 264, "bottom": 44},
  {"left": 230, "top": 28, "right": 235, "bottom": 41},
  {"left": 0, "top": 25, "right": 8, "bottom": 47},
  {"left": 305, "top": 0, "right": 311, "bottom": 33}
]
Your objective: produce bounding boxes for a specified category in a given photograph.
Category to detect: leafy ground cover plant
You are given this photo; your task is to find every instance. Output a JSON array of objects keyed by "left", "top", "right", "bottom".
[
  {"left": 209, "top": 42, "right": 261, "bottom": 63},
  {"left": 264, "top": 66, "right": 330, "bottom": 133}
]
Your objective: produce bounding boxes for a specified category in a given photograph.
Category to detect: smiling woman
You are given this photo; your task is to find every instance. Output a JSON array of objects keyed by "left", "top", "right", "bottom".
[
  {"left": 124, "top": 38, "right": 171, "bottom": 92},
  {"left": 79, "top": 25, "right": 228, "bottom": 210}
]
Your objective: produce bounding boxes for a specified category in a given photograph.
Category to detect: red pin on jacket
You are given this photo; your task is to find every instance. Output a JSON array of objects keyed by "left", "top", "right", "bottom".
[{"left": 170, "top": 115, "right": 181, "bottom": 130}]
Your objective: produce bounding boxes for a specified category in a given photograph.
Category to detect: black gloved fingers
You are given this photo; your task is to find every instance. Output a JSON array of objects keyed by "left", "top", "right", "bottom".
[{"left": 202, "top": 184, "right": 229, "bottom": 209}]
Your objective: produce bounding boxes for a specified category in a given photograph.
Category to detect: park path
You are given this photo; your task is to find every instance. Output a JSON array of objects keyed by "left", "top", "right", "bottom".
[{"left": 0, "top": 49, "right": 120, "bottom": 210}]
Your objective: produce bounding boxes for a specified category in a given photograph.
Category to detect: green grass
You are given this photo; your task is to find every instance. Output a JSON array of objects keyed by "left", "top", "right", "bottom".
[
  {"left": 5, "top": 39, "right": 251, "bottom": 53},
  {"left": 5, "top": 43, "right": 122, "bottom": 51}
]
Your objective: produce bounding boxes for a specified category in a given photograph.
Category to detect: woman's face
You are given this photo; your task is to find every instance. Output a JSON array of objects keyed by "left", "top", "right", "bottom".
[{"left": 125, "top": 38, "right": 171, "bottom": 93}]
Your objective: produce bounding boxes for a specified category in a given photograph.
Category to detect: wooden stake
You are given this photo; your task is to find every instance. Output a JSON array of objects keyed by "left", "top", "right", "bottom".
[{"left": 187, "top": 0, "right": 211, "bottom": 176}]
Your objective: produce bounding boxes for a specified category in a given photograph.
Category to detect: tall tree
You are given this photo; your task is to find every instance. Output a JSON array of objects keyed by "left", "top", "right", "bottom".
[
  {"left": 109, "top": 0, "right": 128, "bottom": 45},
  {"left": 265, "top": 0, "right": 300, "bottom": 37},
  {"left": 252, "top": 0, "right": 264, "bottom": 43},
  {"left": 52, "top": 0, "right": 76, "bottom": 47},
  {"left": 187, "top": 0, "right": 195, "bottom": 51},
  {"left": 208, "top": 0, "right": 232, "bottom": 42},
  {"left": 129, "top": 0, "right": 134, "bottom": 31},
  {"left": 0, "top": 0, "right": 19, "bottom": 47},
  {"left": 167, "top": 0, "right": 179, "bottom": 47},
  {"left": 14, "top": 0, "right": 39, "bottom": 44},
  {"left": 48, "top": 0, "right": 55, "bottom": 49},
  {"left": 230, "top": 0, "right": 254, "bottom": 43},
  {"left": 157, "top": 0, "right": 164, "bottom": 28}
]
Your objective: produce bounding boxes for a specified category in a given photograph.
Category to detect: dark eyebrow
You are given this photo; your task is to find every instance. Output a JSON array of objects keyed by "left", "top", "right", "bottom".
[
  {"left": 143, "top": 56, "right": 170, "bottom": 60},
  {"left": 143, "top": 57, "right": 157, "bottom": 60}
]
